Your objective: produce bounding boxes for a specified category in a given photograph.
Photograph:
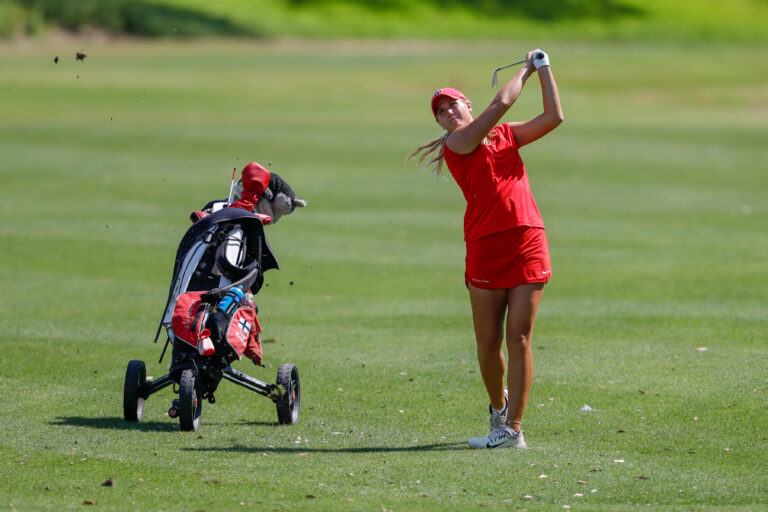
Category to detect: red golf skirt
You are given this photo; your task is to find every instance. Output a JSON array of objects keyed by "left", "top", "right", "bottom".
[{"left": 465, "top": 226, "right": 551, "bottom": 289}]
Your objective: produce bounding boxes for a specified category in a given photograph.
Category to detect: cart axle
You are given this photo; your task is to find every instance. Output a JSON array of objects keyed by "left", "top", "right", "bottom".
[{"left": 222, "top": 366, "right": 280, "bottom": 400}]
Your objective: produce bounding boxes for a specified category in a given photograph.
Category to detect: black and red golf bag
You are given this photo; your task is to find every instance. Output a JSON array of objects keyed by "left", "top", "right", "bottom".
[{"left": 124, "top": 206, "right": 300, "bottom": 431}]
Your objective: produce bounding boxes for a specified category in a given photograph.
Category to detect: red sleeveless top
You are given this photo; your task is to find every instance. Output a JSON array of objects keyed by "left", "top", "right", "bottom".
[{"left": 444, "top": 123, "right": 544, "bottom": 241}]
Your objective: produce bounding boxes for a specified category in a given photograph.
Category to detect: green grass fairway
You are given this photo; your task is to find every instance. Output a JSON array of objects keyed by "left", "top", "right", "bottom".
[{"left": 1, "top": 38, "right": 767, "bottom": 511}]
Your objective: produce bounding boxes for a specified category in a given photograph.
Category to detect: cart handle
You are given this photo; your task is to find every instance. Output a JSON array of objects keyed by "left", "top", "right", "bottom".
[{"left": 201, "top": 263, "right": 261, "bottom": 302}]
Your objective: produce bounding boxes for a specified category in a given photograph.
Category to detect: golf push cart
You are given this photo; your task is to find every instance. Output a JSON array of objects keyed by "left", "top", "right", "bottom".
[{"left": 123, "top": 166, "right": 303, "bottom": 431}]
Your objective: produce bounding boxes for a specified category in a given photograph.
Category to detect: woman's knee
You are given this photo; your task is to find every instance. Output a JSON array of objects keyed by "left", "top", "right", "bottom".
[
  {"left": 476, "top": 335, "right": 503, "bottom": 356},
  {"left": 506, "top": 331, "right": 532, "bottom": 351}
]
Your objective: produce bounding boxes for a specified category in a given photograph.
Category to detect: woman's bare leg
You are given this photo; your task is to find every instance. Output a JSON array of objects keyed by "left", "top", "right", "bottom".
[
  {"left": 505, "top": 283, "right": 545, "bottom": 432},
  {"left": 467, "top": 284, "right": 508, "bottom": 411}
]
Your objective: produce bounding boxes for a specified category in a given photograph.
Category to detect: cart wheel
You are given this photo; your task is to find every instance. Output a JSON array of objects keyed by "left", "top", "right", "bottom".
[
  {"left": 275, "top": 364, "right": 300, "bottom": 425},
  {"left": 123, "top": 360, "right": 146, "bottom": 422},
  {"left": 178, "top": 369, "right": 202, "bottom": 431}
]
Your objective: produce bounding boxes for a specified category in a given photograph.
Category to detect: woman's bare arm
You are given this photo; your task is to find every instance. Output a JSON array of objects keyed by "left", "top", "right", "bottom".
[
  {"left": 508, "top": 65, "right": 563, "bottom": 148},
  {"left": 446, "top": 57, "right": 536, "bottom": 154}
]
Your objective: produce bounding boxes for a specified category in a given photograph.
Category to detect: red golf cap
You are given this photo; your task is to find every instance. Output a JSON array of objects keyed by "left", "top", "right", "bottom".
[{"left": 431, "top": 87, "right": 467, "bottom": 117}]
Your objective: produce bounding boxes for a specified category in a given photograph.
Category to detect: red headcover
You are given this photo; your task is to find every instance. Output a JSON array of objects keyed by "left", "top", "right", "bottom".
[{"left": 230, "top": 162, "right": 271, "bottom": 212}]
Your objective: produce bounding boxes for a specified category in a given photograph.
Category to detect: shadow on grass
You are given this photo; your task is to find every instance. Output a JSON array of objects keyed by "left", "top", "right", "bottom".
[
  {"left": 184, "top": 442, "right": 467, "bottom": 454},
  {"left": 53, "top": 417, "right": 468, "bottom": 451},
  {"left": 52, "top": 416, "right": 276, "bottom": 431},
  {"left": 52, "top": 416, "right": 179, "bottom": 432}
]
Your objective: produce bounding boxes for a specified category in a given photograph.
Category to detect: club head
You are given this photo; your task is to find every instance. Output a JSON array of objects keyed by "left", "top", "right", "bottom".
[{"left": 490, "top": 58, "right": 526, "bottom": 88}]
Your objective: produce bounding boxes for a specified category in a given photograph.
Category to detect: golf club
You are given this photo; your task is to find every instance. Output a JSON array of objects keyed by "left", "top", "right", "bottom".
[
  {"left": 491, "top": 52, "right": 544, "bottom": 87},
  {"left": 226, "top": 167, "right": 237, "bottom": 205}
]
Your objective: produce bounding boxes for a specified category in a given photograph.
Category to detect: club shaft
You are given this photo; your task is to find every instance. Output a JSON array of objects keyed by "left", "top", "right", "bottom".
[
  {"left": 495, "top": 58, "right": 526, "bottom": 72},
  {"left": 492, "top": 57, "right": 527, "bottom": 88},
  {"left": 226, "top": 167, "right": 237, "bottom": 205}
]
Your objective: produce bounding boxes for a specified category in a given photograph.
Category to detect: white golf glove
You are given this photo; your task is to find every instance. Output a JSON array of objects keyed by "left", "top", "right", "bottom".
[{"left": 533, "top": 50, "right": 550, "bottom": 69}]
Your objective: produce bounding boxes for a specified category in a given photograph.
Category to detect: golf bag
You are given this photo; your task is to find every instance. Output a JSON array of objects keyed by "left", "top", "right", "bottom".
[
  {"left": 157, "top": 206, "right": 278, "bottom": 365},
  {"left": 124, "top": 205, "right": 300, "bottom": 431}
]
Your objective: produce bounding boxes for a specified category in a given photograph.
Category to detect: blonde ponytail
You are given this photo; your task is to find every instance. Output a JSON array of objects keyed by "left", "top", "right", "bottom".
[{"left": 406, "top": 132, "right": 449, "bottom": 177}]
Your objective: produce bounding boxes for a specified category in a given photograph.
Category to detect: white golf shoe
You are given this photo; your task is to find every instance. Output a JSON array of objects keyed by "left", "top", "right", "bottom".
[
  {"left": 489, "top": 387, "right": 509, "bottom": 433},
  {"left": 468, "top": 425, "right": 527, "bottom": 449}
]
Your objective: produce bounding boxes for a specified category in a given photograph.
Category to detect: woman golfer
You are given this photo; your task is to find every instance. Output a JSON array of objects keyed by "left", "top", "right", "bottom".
[{"left": 408, "top": 49, "right": 563, "bottom": 449}]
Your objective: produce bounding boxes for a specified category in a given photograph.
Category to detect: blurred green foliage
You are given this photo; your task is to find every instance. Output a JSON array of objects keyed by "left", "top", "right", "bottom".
[
  {"left": 5, "top": 0, "right": 254, "bottom": 37},
  {"left": 288, "top": 0, "right": 645, "bottom": 20},
  {"left": 0, "top": 0, "right": 41, "bottom": 36},
  {"left": 0, "top": 0, "right": 767, "bottom": 40}
]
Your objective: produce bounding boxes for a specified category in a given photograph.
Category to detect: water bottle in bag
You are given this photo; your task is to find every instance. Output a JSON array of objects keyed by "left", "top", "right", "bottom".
[{"left": 216, "top": 286, "right": 244, "bottom": 318}]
